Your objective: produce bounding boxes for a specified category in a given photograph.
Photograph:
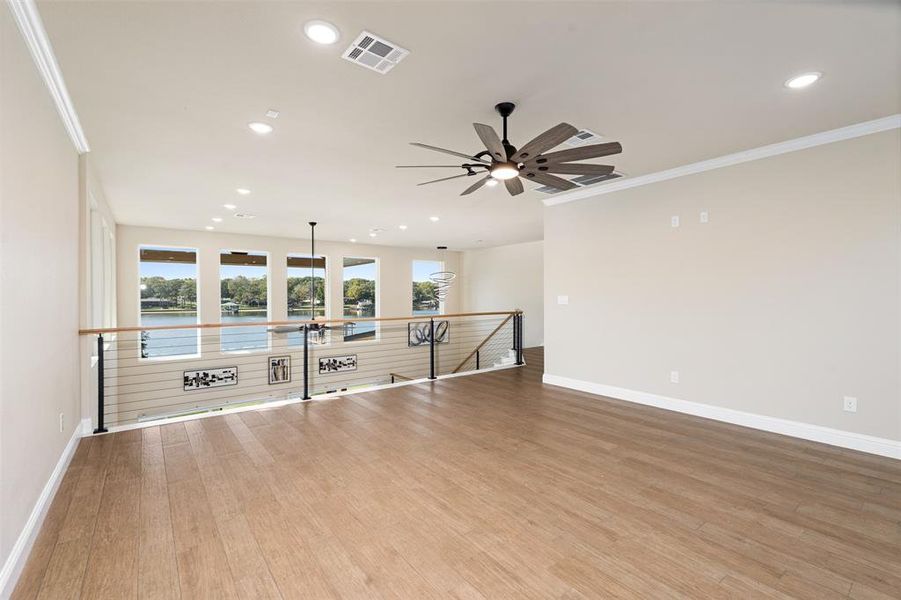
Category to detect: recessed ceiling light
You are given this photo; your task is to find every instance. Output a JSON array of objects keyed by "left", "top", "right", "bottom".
[
  {"left": 223, "top": 203, "right": 237, "bottom": 210},
  {"left": 205, "top": 226, "right": 214, "bottom": 231},
  {"left": 429, "top": 216, "right": 440, "bottom": 222},
  {"left": 785, "top": 72, "right": 822, "bottom": 89},
  {"left": 248, "top": 122, "right": 273, "bottom": 135},
  {"left": 349, "top": 238, "right": 357, "bottom": 243},
  {"left": 265, "top": 109, "right": 280, "bottom": 119},
  {"left": 211, "top": 217, "right": 223, "bottom": 223},
  {"left": 235, "top": 188, "right": 251, "bottom": 195},
  {"left": 234, "top": 213, "right": 256, "bottom": 219},
  {"left": 369, "top": 232, "right": 377, "bottom": 238},
  {"left": 304, "top": 20, "right": 339, "bottom": 45},
  {"left": 398, "top": 224, "right": 408, "bottom": 230},
  {"left": 485, "top": 179, "right": 499, "bottom": 187}
]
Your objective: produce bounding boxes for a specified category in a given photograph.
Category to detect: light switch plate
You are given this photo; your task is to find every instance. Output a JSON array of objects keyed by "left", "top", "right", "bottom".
[
  {"left": 700, "top": 211, "right": 709, "bottom": 223},
  {"left": 671, "top": 216, "right": 680, "bottom": 228},
  {"left": 557, "top": 295, "right": 569, "bottom": 305}
]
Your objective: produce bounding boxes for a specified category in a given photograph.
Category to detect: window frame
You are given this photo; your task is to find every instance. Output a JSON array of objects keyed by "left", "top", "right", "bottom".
[
  {"left": 218, "top": 248, "right": 272, "bottom": 355},
  {"left": 411, "top": 258, "right": 445, "bottom": 316},
  {"left": 137, "top": 243, "right": 201, "bottom": 362},
  {"left": 341, "top": 255, "right": 380, "bottom": 343},
  {"left": 286, "top": 251, "right": 330, "bottom": 347}
]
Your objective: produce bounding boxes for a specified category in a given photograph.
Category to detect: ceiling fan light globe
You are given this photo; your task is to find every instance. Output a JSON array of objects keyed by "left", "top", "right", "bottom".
[
  {"left": 485, "top": 178, "right": 499, "bottom": 187},
  {"left": 490, "top": 164, "right": 519, "bottom": 180}
]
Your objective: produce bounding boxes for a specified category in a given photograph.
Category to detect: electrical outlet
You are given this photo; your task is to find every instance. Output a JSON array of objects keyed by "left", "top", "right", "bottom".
[
  {"left": 671, "top": 215, "right": 680, "bottom": 228},
  {"left": 843, "top": 396, "right": 858, "bottom": 413},
  {"left": 59, "top": 412, "right": 65, "bottom": 433},
  {"left": 700, "top": 211, "right": 709, "bottom": 223},
  {"left": 670, "top": 370, "right": 680, "bottom": 384}
]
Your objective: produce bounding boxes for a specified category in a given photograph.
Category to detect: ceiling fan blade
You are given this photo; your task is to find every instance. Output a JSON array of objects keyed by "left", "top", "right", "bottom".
[
  {"left": 410, "top": 142, "right": 488, "bottom": 163},
  {"left": 528, "top": 141, "right": 622, "bottom": 164},
  {"left": 519, "top": 170, "right": 578, "bottom": 191},
  {"left": 417, "top": 173, "right": 472, "bottom": 186},
  {"left": 540, "top": 163, "right": 615, "bottom": 176},
  {"left": 473, "top": 123, "right": 507, "bottom": 162},
  {"left": 511, "top": 123, "right": 578, "bottom": 163},
  {"left": 461, "top": 175, "right": 491, "bottom": 195},
  {"left": 504, "top": 177, "right": 524, "bottom": 196},
  {"left": 396, "top": 165, "right": 468, "bottom": 168}
]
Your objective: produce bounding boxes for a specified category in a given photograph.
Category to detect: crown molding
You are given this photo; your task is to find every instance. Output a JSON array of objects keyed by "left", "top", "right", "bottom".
[
  {"left": 7, "top": 0, "right": 90, "bottom": 153},
  {"left": 543, "top": 114, "right": 901, "bottom": 207}
]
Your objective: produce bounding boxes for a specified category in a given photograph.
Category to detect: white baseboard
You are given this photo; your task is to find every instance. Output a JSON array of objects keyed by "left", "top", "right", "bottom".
[
  {"left": 542, "top": 374, "right": 901, "bottom": 460},
  {"left": 0, "top": 423, "right": 84, "bottom": 598}
]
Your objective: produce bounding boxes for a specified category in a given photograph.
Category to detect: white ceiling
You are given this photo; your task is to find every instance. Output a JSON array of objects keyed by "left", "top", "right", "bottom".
[{"left": 38, "top": 1, "right": 900, "bottom": 249}]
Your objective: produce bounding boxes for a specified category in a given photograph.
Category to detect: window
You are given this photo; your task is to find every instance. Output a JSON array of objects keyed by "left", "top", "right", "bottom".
[
  {"left": 220, "top": 250, "right": 269, "bottom": 351},
  {"left": 287, "top": 253, "right": 327, "bottom": 345},
  {"left": 343, "top": 257, "right": 377, "bottom": 341},
  {"left": 412, "top": 260, "right": 442, "bottom": 315},
  {"left": 139, "top": 246, "right": 198, "bottom": 358}
]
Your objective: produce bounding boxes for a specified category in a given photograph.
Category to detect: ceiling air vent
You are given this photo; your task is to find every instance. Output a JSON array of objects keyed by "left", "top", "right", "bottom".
[
  {"left": 563, "top": 128, "right": 604, "bottom": 147},
  {"left": 342, "top": 31, "right": 409, "bottom": 74},
  {"left": 534, "top": 171, "right": 625, "bottom": 194},
  {"left": 571, "top": 172, "right": 623, "bottom": 186}
]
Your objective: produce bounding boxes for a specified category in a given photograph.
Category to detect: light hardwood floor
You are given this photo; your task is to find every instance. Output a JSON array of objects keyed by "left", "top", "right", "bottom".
[{"left": 12, "top": 348, "right": 901, "bottom": 599}]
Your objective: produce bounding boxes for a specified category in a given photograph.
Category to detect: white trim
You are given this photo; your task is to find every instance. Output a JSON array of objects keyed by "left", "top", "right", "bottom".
[
  {"left": 542, "top": 373, "right": 901, "bottom": 460},
  {"left": 543, "top": 114, "right": 901, "bottom": 207},
  {"left": 7, "top": 0, "right": 90, "bottom": 153},
  {"left": 0, "top": 424, "right": 84, "bottom": 598}
]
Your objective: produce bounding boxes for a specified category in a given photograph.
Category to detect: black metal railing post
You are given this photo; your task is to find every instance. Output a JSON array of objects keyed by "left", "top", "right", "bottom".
[
  {"left": 512, "top": 313, "right": 519, "bottom": 353},
  {"left": 476, "top": 349, "right": 480, "bottom": 370},
  {"left": 429, "top": 317, "right": 436, "bottom": 379},
  {"left": 515, "top": 312, "right": 524, "bottom": 366},
  {"left": 302, "top": 324, "right": 311, "bottom": 400},
  {"left": 94, "top": 334, "right": 108, "bottom": 434},
  {"left": 513, "top": 312, "right": 519, "bottom": 352}
]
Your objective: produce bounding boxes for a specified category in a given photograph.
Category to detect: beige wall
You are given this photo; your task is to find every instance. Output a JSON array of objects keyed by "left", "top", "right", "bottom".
[
  {"left": 79, "top": 154, "right": 117, "bottom": 429},
  {"left": 545, "top": 129, "right": 901, "bottom": 442},
  {"left": 462, "top": 240, "right": 544, "bottom": 348},
  {"left": 116, "top": 225, "right": 463, "bottom": 327},
  {"left": 0, "top": 6, "right": 81, "bottom": 572}
]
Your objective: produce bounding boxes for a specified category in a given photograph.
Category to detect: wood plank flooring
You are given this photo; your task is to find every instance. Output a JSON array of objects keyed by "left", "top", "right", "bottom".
[{"left": 12, "top": 348, "right": 901, "bottom": 599}]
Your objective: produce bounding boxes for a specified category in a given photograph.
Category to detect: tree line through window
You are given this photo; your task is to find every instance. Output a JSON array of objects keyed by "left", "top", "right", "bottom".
[
  {"left": 139, "top": 249, "right": 445, "bottom": 357},
  {"left": 139, "top": 246, "right": 199, "bottom": 358}
]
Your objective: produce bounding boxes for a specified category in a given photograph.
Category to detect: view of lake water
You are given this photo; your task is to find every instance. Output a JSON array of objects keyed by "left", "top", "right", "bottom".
[{"left": 139, "top": 307, "right": 437, "bottom": 357}]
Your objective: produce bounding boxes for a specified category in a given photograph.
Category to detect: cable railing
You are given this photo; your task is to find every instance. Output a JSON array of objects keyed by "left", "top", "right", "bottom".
[{"left": 79, "top": 311, "right": 524, "bottom": 432}]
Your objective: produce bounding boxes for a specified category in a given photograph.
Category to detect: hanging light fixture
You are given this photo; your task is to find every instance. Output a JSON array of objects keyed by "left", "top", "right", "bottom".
[
  {"left": 307, "top": 221, "right": 328, "bottom": 344},
  {"left": 268, "top": 221, "right": 328, "bottom": 342},
  {"left": 429, "top": 245, "right": 456, "bottom": 304}
]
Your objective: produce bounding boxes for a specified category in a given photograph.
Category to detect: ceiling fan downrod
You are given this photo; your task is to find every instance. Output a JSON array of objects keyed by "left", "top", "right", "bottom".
[{"left": 495, "top": 102, "right": 516, "bottom": 158}]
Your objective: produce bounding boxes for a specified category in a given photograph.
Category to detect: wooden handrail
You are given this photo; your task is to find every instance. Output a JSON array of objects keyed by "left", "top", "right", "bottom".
[
  {"left": 451, "top": 313, "right": 514, "bottom": 374},
  {"left": 78, "top": 311, "right": 518, "bottom": 335}
]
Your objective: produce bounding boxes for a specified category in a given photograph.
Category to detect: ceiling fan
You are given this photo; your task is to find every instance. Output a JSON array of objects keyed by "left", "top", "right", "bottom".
[{"left": 397, "top": 102, "right": 622, "bottom": 196}]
